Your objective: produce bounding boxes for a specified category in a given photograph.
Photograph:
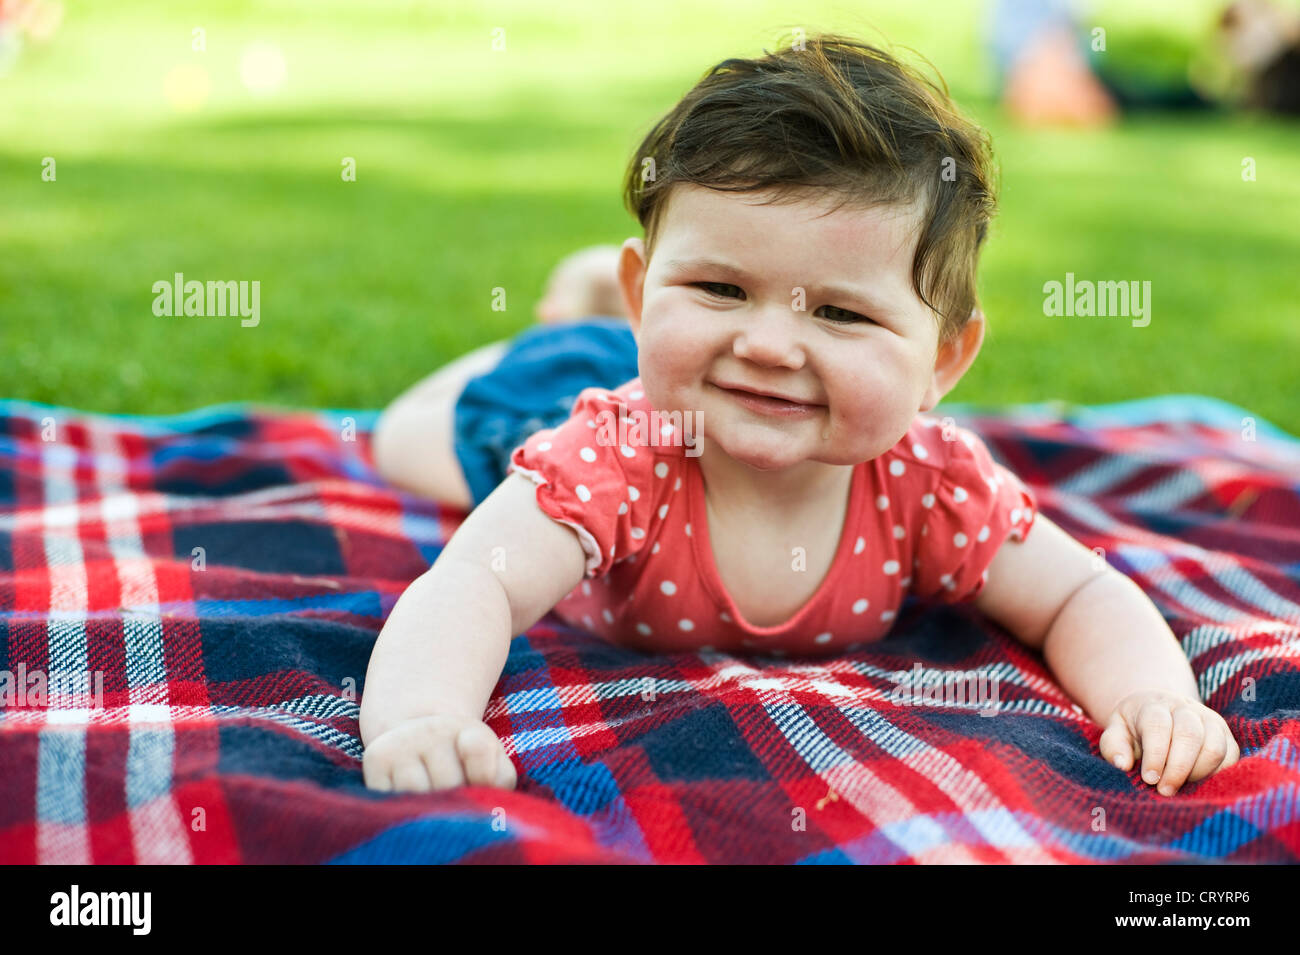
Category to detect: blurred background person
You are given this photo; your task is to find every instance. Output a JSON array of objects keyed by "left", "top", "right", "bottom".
[{"left": 989, "top": 0, "right": 1300, "bottom": 125}]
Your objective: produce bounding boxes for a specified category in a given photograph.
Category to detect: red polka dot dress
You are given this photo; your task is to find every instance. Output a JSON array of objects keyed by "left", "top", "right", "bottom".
[{"left": 507, "top": 377, "right": 1037, "bottom": 657}]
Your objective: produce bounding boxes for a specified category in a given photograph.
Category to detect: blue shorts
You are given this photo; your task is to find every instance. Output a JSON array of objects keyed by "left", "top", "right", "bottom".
[{"left": 452, "top": 317, "right": 640, "bottom": 507}]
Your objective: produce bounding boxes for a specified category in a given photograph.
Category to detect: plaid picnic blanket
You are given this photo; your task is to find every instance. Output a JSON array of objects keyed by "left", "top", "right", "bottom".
[{"left": 0, "top": 394, "right": 1297, "bottom": 864}]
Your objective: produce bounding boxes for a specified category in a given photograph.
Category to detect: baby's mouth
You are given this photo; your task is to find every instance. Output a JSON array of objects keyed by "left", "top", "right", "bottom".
[{"left": 712, "top": 382, "right": 825, "bottom": 415}]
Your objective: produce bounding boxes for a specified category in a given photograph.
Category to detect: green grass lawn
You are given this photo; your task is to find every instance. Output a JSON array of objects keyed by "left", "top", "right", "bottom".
[{"left": 2, "top": 0, "right": 1298, "bottom": 435}]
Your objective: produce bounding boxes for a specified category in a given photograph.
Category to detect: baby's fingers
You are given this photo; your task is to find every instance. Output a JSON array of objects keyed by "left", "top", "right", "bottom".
[
  {"left": 1224, "top": 725, "right": 1242, "bottom": 767},
  {"left": 362, "top": 749, "right": 395, "bottom": 792},
  {"left": 496, "top": 750, "right": 519, "bottom": 789},
  {"left": 393, "top": 758, "right": 436, "bottom": 793},
  {"left": 1185, "top": 722, "right": 1231, "bottom": 784},
  {"left": 1135, "top": 702, "right": 1174, "bottom": 789},
  {"left": 363, "top": 738, "right": 425, "bottom": 792},
  {"left": 420, "top": 735, "right": 467, "bottom": 790},
  {"left": 1187, "top": 715, "right": 1242, "bottom": 783},
  {"left": 456, "top": 724, "right": 509, "bottom": 788},
  {"left": 1099, "top": 710, "right": 1137, "bottom": 771},
  {"left": 1152, "top": 705, "right": 1204, "bottom": 796}
]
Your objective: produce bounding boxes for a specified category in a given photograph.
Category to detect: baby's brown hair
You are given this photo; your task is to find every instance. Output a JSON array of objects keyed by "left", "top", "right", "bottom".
[{"left": 622, "top": 32, "right": 997, "bottom": 347}]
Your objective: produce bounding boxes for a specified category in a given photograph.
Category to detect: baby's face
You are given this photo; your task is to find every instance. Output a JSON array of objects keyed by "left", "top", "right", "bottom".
[{"left": 624, "top": 183, "right": 943, "bottom": 472}]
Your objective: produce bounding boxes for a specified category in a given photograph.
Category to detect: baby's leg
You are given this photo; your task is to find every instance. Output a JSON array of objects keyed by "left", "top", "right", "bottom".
[
  {"left": 372, "top": 340, "right": 510, "bottom": 509},
  {"left": 374, "top": 243, "right": 628, "bottom": 508}
]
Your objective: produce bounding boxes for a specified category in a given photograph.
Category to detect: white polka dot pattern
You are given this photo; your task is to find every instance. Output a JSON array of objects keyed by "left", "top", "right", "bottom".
[
  {"left": 908, "top": 421, "right": 1037, "bottom": 603},
  {"left": 507, "top": 380, "right": 662, "bottom": 579},
  {"left": 507, "top": 384, "right": 1035, "bottom": 657}
]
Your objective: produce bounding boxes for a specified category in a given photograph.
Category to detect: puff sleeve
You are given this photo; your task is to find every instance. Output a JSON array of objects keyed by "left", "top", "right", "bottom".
[
  {"left": 909, "top": 424, "right": 1038, "bottom": 602},
  {"left": 506, "top": 386, "right": 659, "bottom": 579}
]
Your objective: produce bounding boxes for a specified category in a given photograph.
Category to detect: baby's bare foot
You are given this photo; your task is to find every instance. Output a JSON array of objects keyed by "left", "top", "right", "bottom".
[{"left": 535, "top": 244, "right": 627, "bottom": 323}]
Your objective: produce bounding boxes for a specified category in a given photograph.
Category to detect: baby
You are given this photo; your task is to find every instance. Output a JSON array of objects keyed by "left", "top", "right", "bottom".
[{"left": 360, "top": 34, "right": 1240, "bottom": 797}]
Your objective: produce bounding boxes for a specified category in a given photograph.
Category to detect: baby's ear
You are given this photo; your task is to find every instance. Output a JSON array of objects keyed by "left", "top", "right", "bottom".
[
  {"left": 920, "top": 310, "right": 985, "bottom": 412},
  {"left": 617, "top": 237, "right": 648, "bottom": 332}
]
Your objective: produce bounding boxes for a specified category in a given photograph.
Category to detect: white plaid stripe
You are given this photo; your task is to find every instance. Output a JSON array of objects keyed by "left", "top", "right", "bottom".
[
  {"left": 36, "top": 436, "right": 91, "bottom": 863},
  {"left": 1054, "top": 453, "right": 1153, "bottom": 497},
  {"left": 838, "top": 705, "right": 1057, "bottom": 861},
  {"left": 768, "top": 700, "right": 988, "bottom": 861},
  {"left": 88, "top": 422, "right": 192, "bottom": 864},
  {"left": 1052, "top": 494, "right": 1300, "bottom": 626}
]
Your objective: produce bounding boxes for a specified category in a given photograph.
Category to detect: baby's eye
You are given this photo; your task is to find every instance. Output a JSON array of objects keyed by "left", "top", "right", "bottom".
[
  {"left": 817, "top": 305, "right": 875, "bottom": 325},
  {"left": 693, "top": 283, "right": 874, "bottom": 325},
  {"left": 693, "top": 282, "right": 744, "bottom": 300}
]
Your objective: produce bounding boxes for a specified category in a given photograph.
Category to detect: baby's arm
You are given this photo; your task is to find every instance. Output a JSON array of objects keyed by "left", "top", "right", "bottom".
[
  {"left": 973, "top": 513, "right": 1240, "bottom": 795},
  {"left": 360, "top": 470, "right": 587, "bottom": 792}
]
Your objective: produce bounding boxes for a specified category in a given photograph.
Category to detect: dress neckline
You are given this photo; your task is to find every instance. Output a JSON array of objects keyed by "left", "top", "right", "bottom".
[{"left": 686, "top": 454, "right": 865, "bottom": 635}]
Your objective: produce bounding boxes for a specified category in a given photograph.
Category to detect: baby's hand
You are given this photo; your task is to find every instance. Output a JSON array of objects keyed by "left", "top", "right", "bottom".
[
  {"left": 363, "top": 712, "right": 518, "bottom": 793},
  {"left": 1099, "top": 690, "right": 1240, "bottom": 796}
]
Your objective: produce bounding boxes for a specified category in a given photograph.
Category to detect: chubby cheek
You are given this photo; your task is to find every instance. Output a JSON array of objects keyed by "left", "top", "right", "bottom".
[
  {"left": 822, "top": 397, "right": 888, "bottom": 461},
  {"left": 824, "top": 361, "right": 914, "bottom": 456},
  {"left": 637, "top": 309, "right": 708, "bottom": 409}
]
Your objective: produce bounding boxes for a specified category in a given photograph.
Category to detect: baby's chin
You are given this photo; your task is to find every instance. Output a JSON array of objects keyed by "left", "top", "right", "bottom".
[{"left": 704, "top": 427, "right": 874, "bottom": 472}]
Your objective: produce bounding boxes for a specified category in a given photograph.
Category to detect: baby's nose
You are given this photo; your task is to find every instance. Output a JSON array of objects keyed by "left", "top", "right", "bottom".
[{"left": 733, "top": 307, "right": 808, "bottom": 366}]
